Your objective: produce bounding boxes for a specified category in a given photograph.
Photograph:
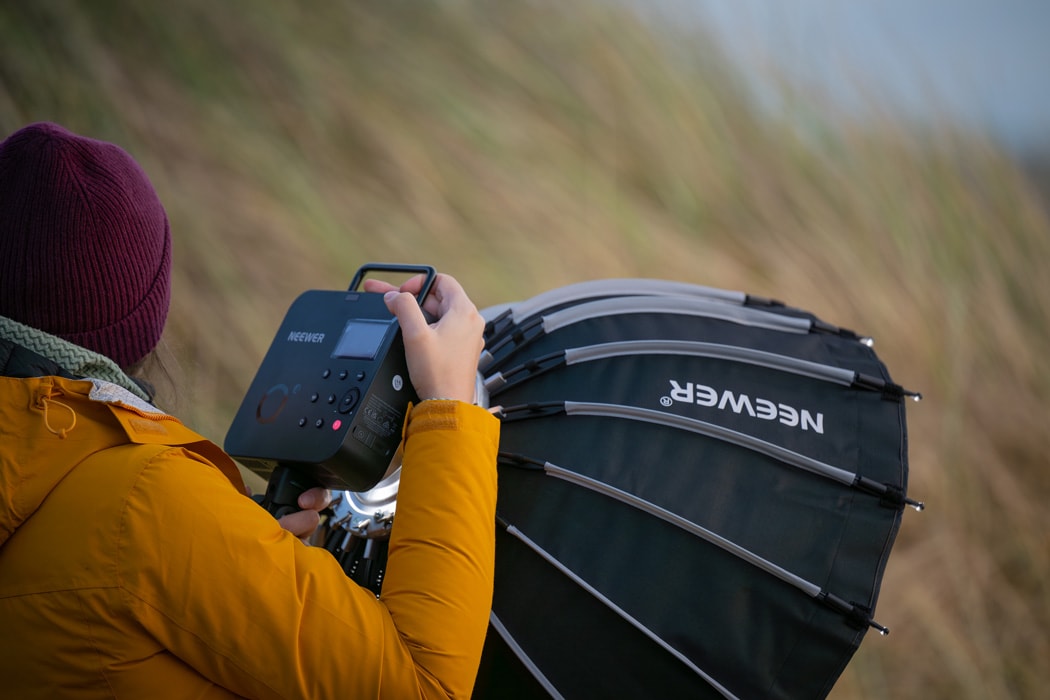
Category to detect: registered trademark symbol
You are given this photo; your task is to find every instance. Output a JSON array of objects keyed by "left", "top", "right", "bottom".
[{"left": 660, "top": 396, "right": 673, "bottom": 407}]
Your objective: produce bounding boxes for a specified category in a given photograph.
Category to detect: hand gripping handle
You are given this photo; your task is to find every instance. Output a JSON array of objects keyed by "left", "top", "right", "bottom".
[{"left": 348, "top": 263, "right": 437, "bottom": 307}]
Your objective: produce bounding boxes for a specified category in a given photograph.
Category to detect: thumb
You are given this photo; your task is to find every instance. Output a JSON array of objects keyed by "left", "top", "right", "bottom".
[{"left": 384, "top": 290, "right": 428, "bottom": 337}]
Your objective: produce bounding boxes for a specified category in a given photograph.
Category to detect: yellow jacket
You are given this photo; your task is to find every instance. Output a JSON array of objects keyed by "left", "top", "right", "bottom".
[{"left": 0, "top": 375, "right": 498, "bottom": 698}]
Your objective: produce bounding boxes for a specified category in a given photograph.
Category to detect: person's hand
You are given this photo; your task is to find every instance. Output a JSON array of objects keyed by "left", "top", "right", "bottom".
[
  {"left": 276, "top": 487, "right": 332, "bottom": 541},
  {"left": 363, "top": 273, "right": 484, "bottom": 403}
]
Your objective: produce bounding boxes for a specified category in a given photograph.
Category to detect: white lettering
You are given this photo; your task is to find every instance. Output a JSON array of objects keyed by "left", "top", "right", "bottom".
[
  {"left": 669, "top": 380, "right": 693, "bottom": 403},
  {"left": 695, "top": 383, "right": 718, "bottom": 407},
  {"left": 778, "top": 403, "right": 798, "bottom": 428},
  {"left": 755, "top": 398, "right": 777, "bottom": 421},
  {"left": 718, "top": 390, "right": 756, "bottom": 417},
  {"left": 665, "top": 379, "right": 824, "bottom": 434},
  {"left": 800, "top": 410, "right": 824, "bottom": 434}
]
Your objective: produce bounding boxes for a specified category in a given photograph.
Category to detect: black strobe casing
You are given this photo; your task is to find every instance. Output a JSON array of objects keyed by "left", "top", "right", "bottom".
[{"left": 224, "top": 264, "right": 435, "bottom": 504}]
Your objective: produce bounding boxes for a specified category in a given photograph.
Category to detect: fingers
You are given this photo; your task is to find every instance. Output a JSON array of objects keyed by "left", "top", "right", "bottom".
[
  {"left": 277, "top": 508, "right": 322, "bottom": 540},
  {"left": 298, "top": 487, "right": 332, "bottom": 511},
  {"left": 362, "top": 278, "right": 400, "bottom": 295},
  {"left": 363, "top": 274, "right": 428, "bottom": 299},
  {"left": 274, "top": 487, "right": 331, "bottom": 541},
  {"left": 364, "top": 275, "right": 428, "bottom": 320},
  {"left": 383, "top": 288, "right": 429, "bottom": 339},
  {"left": 378, "top": 273, "right": 463, "bottom": 329}
]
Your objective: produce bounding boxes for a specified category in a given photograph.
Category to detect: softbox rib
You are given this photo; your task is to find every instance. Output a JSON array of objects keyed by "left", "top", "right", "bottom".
[
  {"left": 541, "top": 459, "right": 887, "bottom": 632},
  {"left": 538, "top": 460, "right": 822, "bottom": 598},
  {"left": 486, "top": 279, "right": 747, "bottom": 340},
  {"left": 488, "top": 612, "right": 565, "bottom": 700},
  {"left": 501, "top": 521, "right": 740, "bottom": 700},
  {"left": 565, "top": 340, "right": 858, "bottom": 386},
  {"left": 559, "top": 401, "right": 867, "bottom": 490},
  {"left": 543, "top": 297, "right": 813, "bottom": 337},
  {"left": 484, "top": 339, "right": 865, "bottom": 397}
]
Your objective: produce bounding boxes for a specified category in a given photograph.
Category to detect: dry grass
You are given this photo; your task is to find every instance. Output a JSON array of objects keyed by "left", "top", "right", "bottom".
[{"left": 2, "top": 1, "right": 1048, "bottom": 696}]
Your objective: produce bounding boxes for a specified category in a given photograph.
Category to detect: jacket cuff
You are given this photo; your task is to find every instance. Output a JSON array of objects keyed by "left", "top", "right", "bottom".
[{"left": 405, "top": 400, "right": 499, "bottom": 442}]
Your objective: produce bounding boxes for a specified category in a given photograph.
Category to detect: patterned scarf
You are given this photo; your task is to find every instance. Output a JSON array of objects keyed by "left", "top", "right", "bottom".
[{"left": 0, "top": 315, "right": 152, "bottom": 402}]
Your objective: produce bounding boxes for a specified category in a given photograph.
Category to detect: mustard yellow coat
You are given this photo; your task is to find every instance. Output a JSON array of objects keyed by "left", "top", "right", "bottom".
[{"left": 0, "top": 375, "right": 498, "bottom": 698}]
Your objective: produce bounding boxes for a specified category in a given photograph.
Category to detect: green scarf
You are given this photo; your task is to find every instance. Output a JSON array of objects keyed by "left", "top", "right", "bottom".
[{"left": 0, "top": 315, "right": 152, "bottom": 402}]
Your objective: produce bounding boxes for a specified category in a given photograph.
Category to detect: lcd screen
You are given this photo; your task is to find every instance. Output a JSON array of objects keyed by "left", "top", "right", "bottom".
[{"left": 332, "top": 318, "right": 394, "bottom": 360}]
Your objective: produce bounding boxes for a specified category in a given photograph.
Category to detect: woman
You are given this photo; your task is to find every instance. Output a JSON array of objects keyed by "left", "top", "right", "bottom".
[{"left": 0, "top": 122, "right": 498, "bottom": 698}]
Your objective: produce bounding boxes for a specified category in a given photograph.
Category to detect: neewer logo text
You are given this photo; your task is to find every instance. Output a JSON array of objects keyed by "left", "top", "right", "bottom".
[
  {"left": 662, "top": 380, "right": 824, "bottom": 434},
  {"left": 287, "top": 331, "right": 326, "bottom": 343}
]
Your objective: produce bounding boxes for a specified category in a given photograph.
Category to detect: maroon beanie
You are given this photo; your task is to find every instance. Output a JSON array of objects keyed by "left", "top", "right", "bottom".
[{"left": 0, "top": 122, "right": 171, "bottom": 368}]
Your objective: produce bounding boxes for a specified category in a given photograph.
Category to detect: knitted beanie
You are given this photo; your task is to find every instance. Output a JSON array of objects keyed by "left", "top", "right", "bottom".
[{"left": 0, "top": 122, "right": 171, "bottom": 368}]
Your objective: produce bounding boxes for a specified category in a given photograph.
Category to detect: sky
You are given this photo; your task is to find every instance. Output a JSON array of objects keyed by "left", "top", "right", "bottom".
[{"left": 642, "top": 0, "right": 1050, "bottom": 154}]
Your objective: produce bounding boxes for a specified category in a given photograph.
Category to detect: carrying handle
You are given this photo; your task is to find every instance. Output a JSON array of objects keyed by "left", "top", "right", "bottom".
[{"left": 349, "top": 263, "right": 437, "bottom": 308}]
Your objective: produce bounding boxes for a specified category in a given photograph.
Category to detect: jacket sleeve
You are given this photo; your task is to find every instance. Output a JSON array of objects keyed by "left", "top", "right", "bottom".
[{"left": 117, "top": 400, "right": 499, "bottom": 699}]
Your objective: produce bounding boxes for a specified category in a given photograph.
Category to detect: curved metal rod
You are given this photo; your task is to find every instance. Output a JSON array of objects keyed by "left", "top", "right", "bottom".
[
  {"left": 479, "top": 295, "right": 817, "bottom": 372},
  {"left": 488, "top": 612, "right": 566, "bottom": 700},
  {"left": 564, "top": 401, "right": 856, "bottom": 488},
  {"left": 499, "top": 517, "right": 740, "bottom": 700},
  {"left": 483, "top": 279, "right": 747, "bottom": 344},
  {"left": 500, "top": 454, "right": 889, "bottom": 635},
  {"left": 484, "top": 338, "right": 877, "bottom": 397}
]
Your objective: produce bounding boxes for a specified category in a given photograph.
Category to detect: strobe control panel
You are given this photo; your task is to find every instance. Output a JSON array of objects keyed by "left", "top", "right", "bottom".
[{"left": 225, "top": 265, "right": 434, "bottom": 493}]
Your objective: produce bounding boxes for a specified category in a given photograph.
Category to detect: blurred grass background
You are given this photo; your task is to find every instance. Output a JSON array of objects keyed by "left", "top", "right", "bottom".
[{"left": 2, "top": 1, "right": 1048, "bottom": 697}]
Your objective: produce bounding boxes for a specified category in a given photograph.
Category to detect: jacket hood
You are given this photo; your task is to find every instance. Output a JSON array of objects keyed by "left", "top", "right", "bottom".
[{"left": 0, "top": 374, "right": 245, "bottom": 549}]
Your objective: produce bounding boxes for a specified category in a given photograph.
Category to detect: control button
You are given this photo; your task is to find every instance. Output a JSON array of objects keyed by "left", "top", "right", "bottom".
[
  {"left": 356, "top": 371, "right": 366, "bottom": 381},
  {"left": 338, "top": 369, "right": 349, "bottom": 380},
  {"left": 309, "top": 392, "right": 319, "bottom": 403},
  {"left": 322, "top": 369, "right": 331, "bottom": 379},
  {"left": 298, "top": 417, "right": 307, "bottom": 427},
  {"left": 327, "top": 393, "right": 337, "bottom": 404},
  {"left": 314, "top": 418, "right": 325, "bottom": 429},
  {"left": 338, "top": 387, "right": 361, "bottom": 415}
]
